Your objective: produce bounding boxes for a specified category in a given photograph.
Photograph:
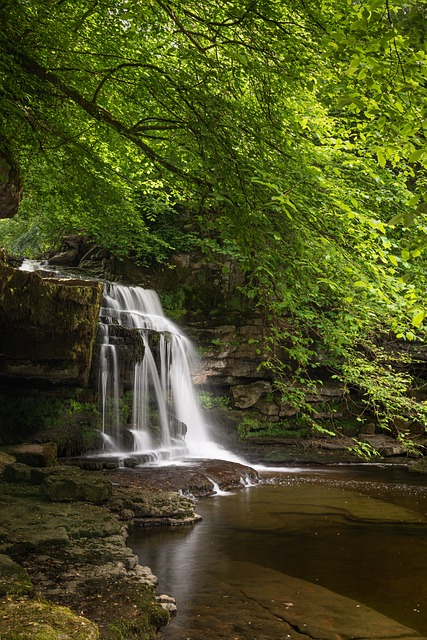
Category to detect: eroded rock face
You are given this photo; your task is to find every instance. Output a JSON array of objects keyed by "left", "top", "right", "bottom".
[{"left": 0, "top": 249, "right": 102, "bottom": 386}]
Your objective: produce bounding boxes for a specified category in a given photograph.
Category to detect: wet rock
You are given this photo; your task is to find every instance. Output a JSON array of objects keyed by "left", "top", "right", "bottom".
[
  {"left": 200, "top": 460, "right": 258, "bottom": 491},
  {"left": 157, "top": 594, "right": 177, "bottom": 614},
  {"left": 108, "top": 459, "right": 258, "bottom": 498},
  {"left": 40, "top": 467, "right": 112, "bottom": 503}
]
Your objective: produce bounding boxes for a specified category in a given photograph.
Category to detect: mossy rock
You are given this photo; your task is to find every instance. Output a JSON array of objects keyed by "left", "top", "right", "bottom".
[
  {"left": 0, "top": 250, "right": 103, "bottom": 387},
  {"left": 109, "top": 488, "right": 196, "bottom": 519},
  {"left": 80, "top": 576, "right": 169, "bottom": 640},
  {"left": 0, "top": 597, "right": 99, "bottom": 639},
  {"left": 409, "top": 456, "right": 427, "bottom": 473},
  {"left": 0, "top": 450, "right": 16, "bottom": 474},
  {"left": 5, "top": 443, "right": 58, "bottom": 467},
  {"left": 4, "top": 462, "right": 32, "bottom": 483},
  {"left": 40, "top": 467, "right": 112, "bottom": 503},
  {"left": 0, "top": 555, "right": 33, "bottom": 596}
]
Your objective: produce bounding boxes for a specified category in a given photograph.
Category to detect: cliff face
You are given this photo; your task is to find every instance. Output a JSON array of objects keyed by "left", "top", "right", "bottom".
[{"left": 0, "top": 250, "right": 102, "bottom": 387}]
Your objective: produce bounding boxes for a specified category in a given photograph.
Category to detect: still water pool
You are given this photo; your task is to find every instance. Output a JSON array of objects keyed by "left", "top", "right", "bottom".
[{"left": 128, "top": 465, "right": 427, "bottom": 639}]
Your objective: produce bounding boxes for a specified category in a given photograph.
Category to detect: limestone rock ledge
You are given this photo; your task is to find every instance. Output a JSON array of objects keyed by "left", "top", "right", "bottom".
[{"left": 0, "top": 248, "right": 102, "bottom": 386}]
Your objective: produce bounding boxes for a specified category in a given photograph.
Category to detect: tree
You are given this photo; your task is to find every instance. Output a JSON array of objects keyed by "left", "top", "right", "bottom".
[{"left": 1, "top": 0, "right": 427, "bottom": 439}]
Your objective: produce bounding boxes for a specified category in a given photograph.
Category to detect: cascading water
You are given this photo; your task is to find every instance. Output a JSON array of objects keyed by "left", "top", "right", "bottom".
[{"left": 99, "top": 283, "right": 235, "bottom": 462}]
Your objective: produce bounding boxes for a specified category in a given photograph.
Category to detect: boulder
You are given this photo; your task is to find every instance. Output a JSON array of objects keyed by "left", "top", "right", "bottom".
[
  {"left": 3, "top": 462, "right": 32, "bottom": 483},
  {"left": 6, "top": 442, "right": 57, "bottom": 467},
  {"left": 231, "top": 381, "right": 272, "bottom": 409},
  {"left": 40, "top": 467, "right": 112, "bottom": 503}
]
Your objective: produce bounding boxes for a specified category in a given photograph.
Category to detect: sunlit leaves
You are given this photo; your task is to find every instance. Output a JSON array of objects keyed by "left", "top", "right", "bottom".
[{"left": 1, "top": 0, "right": 427, "bottom": 433}]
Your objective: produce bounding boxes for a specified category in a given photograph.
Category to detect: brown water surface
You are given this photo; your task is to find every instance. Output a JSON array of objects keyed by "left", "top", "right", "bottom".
[{"left": 128, "top": 465, "right": 427, "bottom": 639}]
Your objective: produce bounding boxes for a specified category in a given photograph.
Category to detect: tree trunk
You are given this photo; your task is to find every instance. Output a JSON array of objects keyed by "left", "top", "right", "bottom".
[{"left": 0, "top": 139, "right": 22, "bottom": 218}]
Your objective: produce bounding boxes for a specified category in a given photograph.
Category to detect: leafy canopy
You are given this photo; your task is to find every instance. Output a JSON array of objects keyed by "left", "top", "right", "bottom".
[{"left": 1, "top": 0, "right": 427, "bottom": 435}]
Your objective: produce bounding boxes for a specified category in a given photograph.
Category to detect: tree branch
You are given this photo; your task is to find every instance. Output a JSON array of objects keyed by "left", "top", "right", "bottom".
[{"left": 18, "top": 52, "right": 211, "bottom": 188}]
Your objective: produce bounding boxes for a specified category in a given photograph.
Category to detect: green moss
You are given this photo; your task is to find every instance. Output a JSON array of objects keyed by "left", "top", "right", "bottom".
[
  {"left": 82, "top": 577, "right": 169, "bottom": 640},
  {"left": 0, "top": 597, "right": 100, "bottom": 639},
  {"left": 0, "top": 396, "right": 65, "bottom": 444},
  {"left": 0, "top": 555, "right": 33, "bottom": 596},
  {"left": 0, "top": 395, "right": 102, "bottom": 450}
]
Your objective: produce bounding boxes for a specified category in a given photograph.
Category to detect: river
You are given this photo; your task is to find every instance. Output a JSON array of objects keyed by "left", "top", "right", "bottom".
[{"left": 128, "top": 465, "right": 427, "bottom": 639}]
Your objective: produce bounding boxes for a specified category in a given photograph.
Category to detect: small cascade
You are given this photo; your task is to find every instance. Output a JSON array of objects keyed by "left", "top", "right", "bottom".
[{"left": 99, "top": 283, "right": 235, "bottom": 462}]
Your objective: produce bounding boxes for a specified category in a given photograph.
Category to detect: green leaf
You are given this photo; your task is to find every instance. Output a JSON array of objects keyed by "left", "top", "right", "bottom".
[
  {"left": 376, "top": 151, "right": 386, "bottom": 168},
  {"left": 408, "top": 194, "right": 420, "bottom": 207},
  {"left": 412, "top": 310, "right": 425, "bottom": 328},
  {"left": 409, "top": 149, "right": 424, "bottom": 163},
  {"left": 388, "top": 213, "right": 404, "bottom": 226}
]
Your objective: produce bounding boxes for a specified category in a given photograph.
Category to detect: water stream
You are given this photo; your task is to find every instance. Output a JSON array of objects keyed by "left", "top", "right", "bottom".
[{"left": 129, "top": 465, "right": 427, "bottom": 639}]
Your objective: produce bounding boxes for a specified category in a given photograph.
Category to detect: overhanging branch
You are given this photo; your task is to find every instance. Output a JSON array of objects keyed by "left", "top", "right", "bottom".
[{"left": 18, "top": 53, "right": 211, "bottom": 189}]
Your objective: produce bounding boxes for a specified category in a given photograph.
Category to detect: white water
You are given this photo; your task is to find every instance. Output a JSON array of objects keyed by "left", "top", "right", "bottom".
[
  {"left": 19, "top": 258, "right": 53, "bottom": 272},
  {"left": 99, "top": 283, "right": 240, "bottom": 462}
]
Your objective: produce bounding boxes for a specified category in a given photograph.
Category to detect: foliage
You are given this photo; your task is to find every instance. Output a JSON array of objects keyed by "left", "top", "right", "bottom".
[
  {"left": 0, "top": 0, "right": 427, "bottom": 442},
  {"left": 198, "top": 391, "right": 230, "bottom": 410},
  {"left": 0, "top": 396, "right": 65, "bottom": 443},
  {"left": 237, "top": 415, "right": 312, "bottom": 440},
  {"left": 348, "top": 439, "right": 381, "bottom": 462}
]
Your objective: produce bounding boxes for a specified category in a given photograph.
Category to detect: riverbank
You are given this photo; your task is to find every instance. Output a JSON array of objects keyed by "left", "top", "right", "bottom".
[
  {"left": 2, "top": 438, "right": 427, "bottom": 639},
  {"left": 0, "top": 446, "right": 200, "bottom": 640}
]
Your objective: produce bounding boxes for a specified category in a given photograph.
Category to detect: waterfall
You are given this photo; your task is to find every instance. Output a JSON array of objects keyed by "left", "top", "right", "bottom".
[{"left": 99, "top": 283, "right": 233, "bottom": 462}]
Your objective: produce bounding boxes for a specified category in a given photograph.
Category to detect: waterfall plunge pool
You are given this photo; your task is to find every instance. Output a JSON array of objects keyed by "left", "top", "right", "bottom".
[{"left": 129, "top": 465, "right": 427, "bottom": 639}]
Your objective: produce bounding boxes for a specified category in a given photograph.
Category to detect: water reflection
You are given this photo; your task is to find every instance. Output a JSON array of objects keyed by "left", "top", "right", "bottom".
[{"left": 128, "top": 466, "right": 427, "bottom": 639}]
